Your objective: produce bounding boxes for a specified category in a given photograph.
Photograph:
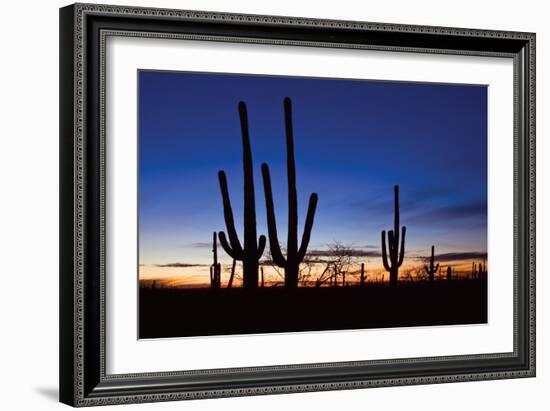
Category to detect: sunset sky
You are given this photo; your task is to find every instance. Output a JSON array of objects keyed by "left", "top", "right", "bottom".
[{"left": 138, "top": 70, "right": 487, "bottom": 285}]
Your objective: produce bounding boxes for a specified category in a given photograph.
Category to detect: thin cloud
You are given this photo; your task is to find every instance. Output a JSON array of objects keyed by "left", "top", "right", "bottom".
[
  {"left": 413, "top": 252, "right": 487, "bottom": 262},
  {"left": 307, "top": 249, "right": 381, "bottom": 258},
  {"left": 190, "top": 242, "right": 213, "bottom": 248},
  {"left": 155, "top": 262, "right": 208, "bottom": 268},
  {"left": 406, "top": 202, "right": 486, "bottom": 225},
  {"left": 348, "top": 184, "right": 455, "bottom": 217},
  {"left": 435, "top": 252, "right": 487, "bottom": 262}
]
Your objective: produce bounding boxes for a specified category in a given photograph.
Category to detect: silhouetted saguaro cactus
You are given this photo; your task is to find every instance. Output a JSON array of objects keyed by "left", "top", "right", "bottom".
[
  {"left": 424, "top": 245, "right": 439, "bottom": 282},
  {"left": 381, "top": 185, "right": 407, "bottom": 287},
  {"left": 261, "top": 97, "right": 319, "bottom": 289},
  {"left": 209, "top": 232, "right": 221, "bottom": 289},
  {"left": 446, "top": 266, "right": 452, "bottom": 281},
  {"left": 478, "top": 262, "right": 485, "bottom": 279},
  {"left": 360, "top": 263, "right": 366, "bottom": 287},
  {"left": 218, "top": 102, "right": 266, "bottom": 288}
]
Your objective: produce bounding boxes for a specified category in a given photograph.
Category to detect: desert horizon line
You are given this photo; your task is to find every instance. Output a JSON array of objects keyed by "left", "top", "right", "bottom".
[
  {"left": 139, "top": 258, "right": 488, "bottom": 289},
  {"left": 143, "top": 250, "right": 487, "bottom": 267}
]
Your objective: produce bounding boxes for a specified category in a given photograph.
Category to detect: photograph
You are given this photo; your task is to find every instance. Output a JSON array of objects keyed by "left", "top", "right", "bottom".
[
  {"left": 138, "top": 70, "right": 489, "bottom": 339},
  {"left": 57, "top": 3, "right": 536, "bottom": 406}
]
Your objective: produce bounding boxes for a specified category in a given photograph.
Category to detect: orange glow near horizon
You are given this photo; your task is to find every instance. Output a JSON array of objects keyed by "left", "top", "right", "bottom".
[{"left": 139, "top": 258, "right": 487, "bottom": 289}]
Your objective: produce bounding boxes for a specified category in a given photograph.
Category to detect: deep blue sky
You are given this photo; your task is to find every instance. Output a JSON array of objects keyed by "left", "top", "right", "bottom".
[{"left": 139, "top": 70, "right": 487, "bottom": 265}]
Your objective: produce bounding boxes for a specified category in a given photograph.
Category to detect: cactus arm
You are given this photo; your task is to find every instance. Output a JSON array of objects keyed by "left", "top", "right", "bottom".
[
  {"left": 424, "top": 265, "right": 430, "bottom": 275},
  {"left": 381, "top": 231, "right": 391, "bottom": 272},
  {"left": 398, "top": 226, "right": 406, "bottom": 266},
  {"left": 218, "top": 170, "right": 244, "bottom": 256},
  {"left": 218, "top": 231, "right": 241, "bottom": 260},
  {"left": 257, "top": 235, "right": 266, "bottom": 259},
  {"left": 297, "top": 193, "right": 319, "bottom": 261},
  {"left": 261, "top": 163, "right": 286, "bottom": 267},
  {"left": 435, "top": 263, "right": 440, "bottom": 272}
]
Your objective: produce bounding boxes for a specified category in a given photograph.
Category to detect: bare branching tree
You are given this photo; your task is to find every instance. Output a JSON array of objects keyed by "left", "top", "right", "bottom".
[
  {"left": 413, "top": 265, "right": 429, "bottom": 281},
  {"left": 262, "top": 241, "right": 376, "bottom": 287},
  {"left": 308, "top": 241, "right": 360, "bottom": 287},
  {"left": 401, "top": 267, "right": 415, "bottom": 282}
]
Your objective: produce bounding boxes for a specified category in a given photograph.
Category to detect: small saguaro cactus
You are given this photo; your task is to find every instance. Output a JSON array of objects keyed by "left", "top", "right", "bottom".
[
  {"left": 260, "top": 266, "right": 265, "bottom": 287},
  {"left": 218, "top": 102, "right": 266, "bottom": 288},
  {"left": 227, "top": 259, "right": 236, "bottom": 289},
  {"left": 446, "top": 266, "right": 452, "bottom": 281},
  {"left": 424, "top": 245, "right": 439, "bottom": 283},
  {"left": 210, "top": 232, "right": 221, "bottom": 289},
  {"left": 360, "top": 263, "right": 366, "bottom": 287},
  {"left": 381, "top": 185, "right": 407, "bottom": 287},
  {"left": 261, "top": 97, "right": 319, "bottom": 289}
]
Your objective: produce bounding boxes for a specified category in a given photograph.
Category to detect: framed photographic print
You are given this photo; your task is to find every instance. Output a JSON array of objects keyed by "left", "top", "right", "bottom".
[{"left": 59, "top": 3, "right": 536, "bottom": 407}]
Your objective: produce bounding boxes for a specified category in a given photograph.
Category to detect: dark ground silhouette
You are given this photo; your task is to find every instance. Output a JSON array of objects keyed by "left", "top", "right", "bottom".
[{"left": 139, "top": 278, "right": 487, "bottom": 338}]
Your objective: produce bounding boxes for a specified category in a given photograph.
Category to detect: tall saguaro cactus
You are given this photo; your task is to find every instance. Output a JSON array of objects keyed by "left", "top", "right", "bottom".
[
  {"left": 261, "top": 97, "right": 319, "bottom": 289},
  {"left": 424, "top": 245, "right": 439, "bottom": 282},
  {"left": 209, "top": 232, "right": 221, "bottom": 289},
  {"left": 381, "top": 185, "right": 407, "bottom": 287},
  {"left": 218, "top": 102, "right": 266, "bottom": 288}
]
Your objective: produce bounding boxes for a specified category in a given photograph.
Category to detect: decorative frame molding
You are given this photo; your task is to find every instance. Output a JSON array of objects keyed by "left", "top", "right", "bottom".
[{"left": 60, "top": 3, "right": 535, "bottom": 407}]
